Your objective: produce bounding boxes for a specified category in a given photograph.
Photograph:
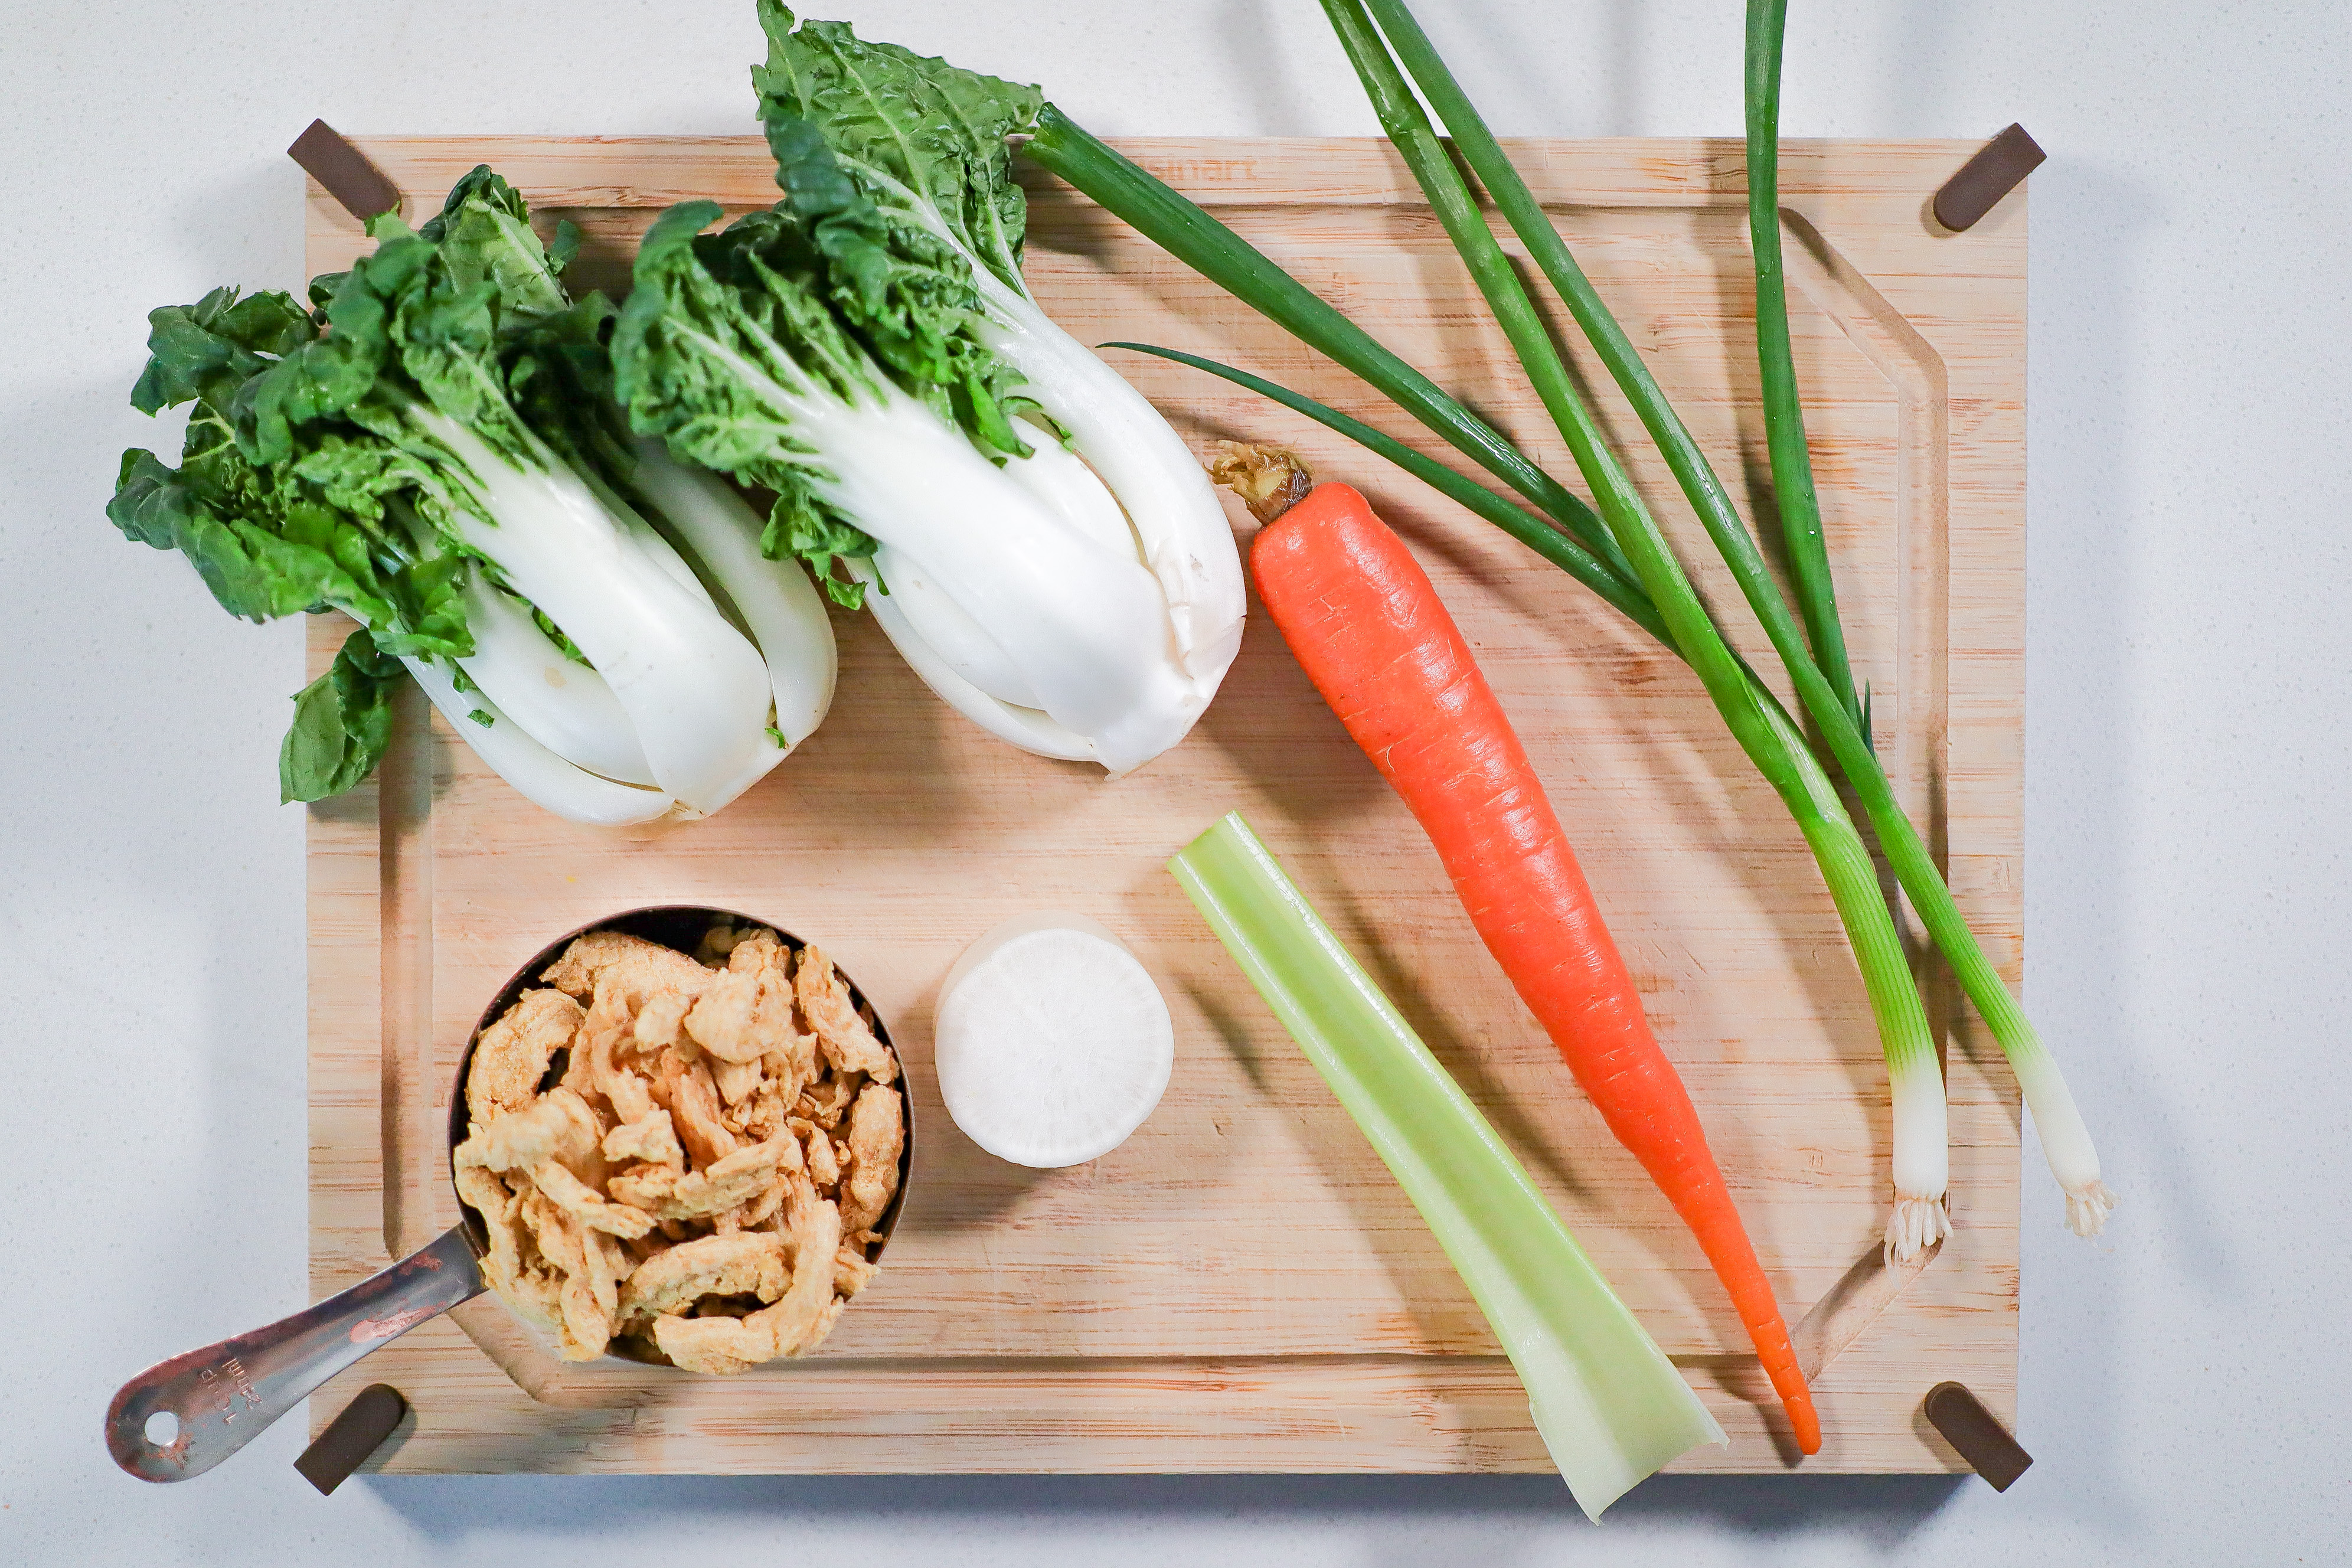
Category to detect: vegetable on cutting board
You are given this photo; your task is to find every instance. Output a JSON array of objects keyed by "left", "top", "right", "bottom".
[
  {"left": 756, "top": 4, "right": 1246, "bottom": 704},
  {"left": 1246, "top": 476, "right": 1819, "bottom": 1456},
  {"left": 112, "top": 167, "right": 837, "bottom": 825},
  {"left": 1171, "top": 811, "right": 1726, "bottom": 1518},
  {"left": 1028, "top": 115, "right": 1952, "bottom": 1262},
  {"left": 1321, "top": 0, "right": 1954, "bottom": 1266},
  {"left": 1743, "top": 0, "right": 1864, "bottom": 740},
  {"left": 1030, "top": 6, "right": 2113, "bottom": 1249},
  {"left": 613, "top": 6, "right": 1245, "bottom": 775},
  {"left": 1348, "top": 0, "right": 2113, "bottom": 1241},
  {"left": 935, "top": 914, "right": 1175, "bottom": 1168}
]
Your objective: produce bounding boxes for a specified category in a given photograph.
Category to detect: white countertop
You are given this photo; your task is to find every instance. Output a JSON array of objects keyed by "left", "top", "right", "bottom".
[{"left": 6, "top": 0, "right": 2344, "bottom": 1562}]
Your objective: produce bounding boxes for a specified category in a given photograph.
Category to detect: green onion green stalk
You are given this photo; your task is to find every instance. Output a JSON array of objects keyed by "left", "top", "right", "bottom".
[
  {"left": 1106, "top": 344, "right": 1671, "bottom": 645},
  {"left": 1743, "top": 0, "right": 1864, "bottom": 737},
  {"left": 1024, "top": 7, "right": 2111, "bottom": 1242},
  {"left": 1357, "top": 0, "right": 2111, "bottom": 1237},
  {"left": 1028, "top": 102, "right": 1946, "bottom": 1257},
  {"left": 1170, "top": 811, "right": 1724, "bottom": 1517},
  {"left": 1318, "top": 0, "right": 1945, "bottom": 1254}
]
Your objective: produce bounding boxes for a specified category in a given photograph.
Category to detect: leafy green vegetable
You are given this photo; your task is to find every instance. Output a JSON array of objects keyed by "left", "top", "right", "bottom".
[
  {"left": 280, "top": 626, "right": 406, "bottom": 803},
  {"left": 419, "top": 165, "right": 581, "bottom": 321},
  {"left": 110, "top": 406, "right": 471, "bottom": 655},
  {"left": 115, "top": 166, "right": 785, "bottom": 817},
  {"left": 611, "top": 139, "right": 1048, "bottom": 607},
  {"left": 729, "top": 9, "right": 1247, "bottom": 775},
  {"left": 614, "top": 199, "right": 876, "bottom": 605},
  {"left": 749, "top": 7, "right": 1063, "bottom": 451},
  {"left": 504, "top": 293, "right": 644, "bottom": 490},
  {"left": 129, "top": 286, "right": 315, "bottom": 417},
  {"left": 763, "top": 112, "right": 1040, "bottom": 459},
  {"left": 612, "top": 93, "right": 1046, "bottom": 589},
  {"left": 752, "top": 1, "right": 1041, "bottom": 293},
  {"left": 618, "top": 161, "right": 1219, "bottom": 772},
  {"left": 109, "top": 446, "right": 346, "bottom": 624}
]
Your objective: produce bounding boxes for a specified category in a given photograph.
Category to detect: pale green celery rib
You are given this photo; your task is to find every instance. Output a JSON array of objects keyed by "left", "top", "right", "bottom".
[{"left": 1168, "top": 811, "right": 1724, "bottom": 1519}]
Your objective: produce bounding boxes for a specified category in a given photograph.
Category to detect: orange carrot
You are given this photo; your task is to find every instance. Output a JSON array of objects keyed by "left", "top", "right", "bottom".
[{"left": 1253, "top": 481, "right": 1819, "bottom": 1455}]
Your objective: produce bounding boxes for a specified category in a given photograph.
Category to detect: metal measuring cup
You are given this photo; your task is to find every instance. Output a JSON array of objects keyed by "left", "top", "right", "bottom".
[{"left": 103, "top": 905, "right": 913, "bottom": 1482}]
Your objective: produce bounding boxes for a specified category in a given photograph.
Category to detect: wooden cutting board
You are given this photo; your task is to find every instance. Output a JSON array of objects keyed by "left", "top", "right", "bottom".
[{"left": 304, "top": 135, "right": 2027, "bottom": 1475}]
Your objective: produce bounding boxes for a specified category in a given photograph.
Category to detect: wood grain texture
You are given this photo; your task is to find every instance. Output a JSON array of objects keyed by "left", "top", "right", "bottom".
[{"left": 305, "top": 135, "right": 2026, "bottom": 1475}]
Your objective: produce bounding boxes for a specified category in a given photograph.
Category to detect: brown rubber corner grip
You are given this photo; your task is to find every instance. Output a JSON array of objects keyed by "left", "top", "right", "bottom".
[
  {"left": 288, "top": 119, "right": 401, "bottom": 224},
  {"left": 293, "top": 1383, "right": 408, "bottom": 1495},
  {"left": 1923, "top": 1380, "right": 2033, "bottom": 1490},
  {"left": 1932, "top": 124, "right": 2046, "bottom": 233}
]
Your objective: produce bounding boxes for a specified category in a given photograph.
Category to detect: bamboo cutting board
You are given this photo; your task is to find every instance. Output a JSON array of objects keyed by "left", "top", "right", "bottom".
[{"left": 304, "top": 136, "right": 2027, "bottom": 1475}]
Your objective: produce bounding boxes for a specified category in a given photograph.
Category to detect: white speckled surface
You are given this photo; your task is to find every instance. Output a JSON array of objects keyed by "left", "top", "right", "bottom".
[{"left": 5, "top": 0, "right": 2346, "bottom": 1561}]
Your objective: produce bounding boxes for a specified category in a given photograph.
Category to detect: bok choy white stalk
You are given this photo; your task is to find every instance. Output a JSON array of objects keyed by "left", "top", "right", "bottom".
[
  {"left": 403, "top": 652, "right": 675, "bottom": 825},
  {"left": 750, "top": 2, "right": 1246, "bottom": 695},
  {"left": 394, "top": 401, "right": 778, "bottom": 815},
  {"left": 452, "top": 569, "right": 657, "bottom": 787},
  {"left": 625, "top": 438, "right": 837, "bottom": 749},
  {"left": 1171, "top": 811, "right": 1723, "bottom": 1519}
]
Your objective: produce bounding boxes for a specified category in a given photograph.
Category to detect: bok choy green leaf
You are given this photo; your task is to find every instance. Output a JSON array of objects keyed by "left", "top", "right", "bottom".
[{"left": 279, "top": 626, "right": 405, "bottom": 803}]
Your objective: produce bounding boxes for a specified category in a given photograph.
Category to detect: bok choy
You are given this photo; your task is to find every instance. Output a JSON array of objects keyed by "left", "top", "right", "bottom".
[
  {"left": 112, "top": 169, "right": 837, "bottom": 823},
  {"left": 1171, "top": 811, "right": 1724, "bottom": 1518},
  {"left": 612, "top": 6, "right": 1243, "bottom": 774}
]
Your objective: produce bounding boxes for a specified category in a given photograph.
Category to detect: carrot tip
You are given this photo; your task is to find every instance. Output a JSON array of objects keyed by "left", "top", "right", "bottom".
[{"left": 1790, "top": 1400, "right": 1822, "bottom": 1455}]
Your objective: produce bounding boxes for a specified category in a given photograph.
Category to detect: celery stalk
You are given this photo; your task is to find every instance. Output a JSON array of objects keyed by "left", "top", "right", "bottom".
[{"left": 1169, "top": 812, "right": 1725, "bottom": 1517}]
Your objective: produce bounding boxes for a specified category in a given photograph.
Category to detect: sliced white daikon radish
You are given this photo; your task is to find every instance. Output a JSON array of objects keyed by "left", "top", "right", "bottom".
[{"left": 935, "top": 913, "right": 1175, "bottom": 1168}]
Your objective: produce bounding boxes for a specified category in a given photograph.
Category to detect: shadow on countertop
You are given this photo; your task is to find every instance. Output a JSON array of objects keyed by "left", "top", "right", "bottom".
[{"left": 368, "top": 1471, "right": 1969, "bottom": 1551}]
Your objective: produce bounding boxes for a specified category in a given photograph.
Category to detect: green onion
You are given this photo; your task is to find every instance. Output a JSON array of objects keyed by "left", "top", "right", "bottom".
[
  {"left": 1355, "top": 0, "right": 1824, "bottom": 684},
  {"left": 1027, "top": 37, "right": 2107, "bottom": 1242},
  {"left": 1358, "top": 0, "right": 2112, "bottom": 1235},
  {"left": 1169, "top": 811, "right": 1724, "bottom": 1517},
  {"left": 1020, "top": 106, "right": 1628, "bottom": 579},
  {"left": 1100, "top": 342, "right": 1668, "bottom": 643},
  {"left": 1743, "top": 0, "right": 1864, "bottom": 734},
  {"left": 1027, "top": 104, "right": 1954, "bottom": 1236},
  {"left": 1319, "top": 0, "right": 1949, "bottom": 1253}
]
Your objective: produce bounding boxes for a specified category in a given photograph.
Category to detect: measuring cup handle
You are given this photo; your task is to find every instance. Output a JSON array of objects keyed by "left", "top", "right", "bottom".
[{"left": 105, "top": 1224, "right": 484, "bottom": 1482}]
